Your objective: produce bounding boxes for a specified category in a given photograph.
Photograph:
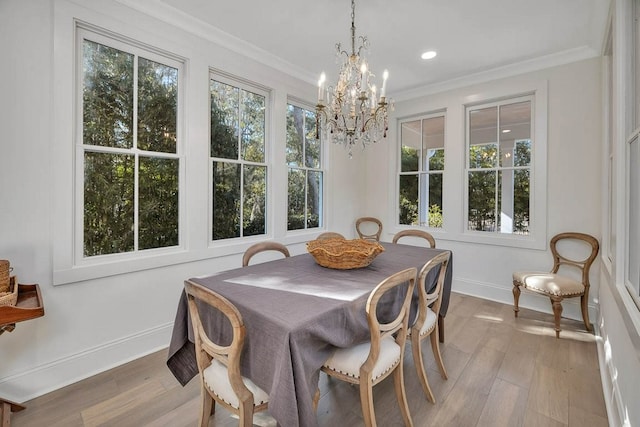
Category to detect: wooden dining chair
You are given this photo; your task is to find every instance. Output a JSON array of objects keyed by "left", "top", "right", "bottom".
[
  {"left": 242, "top": 242, "right": 290, "bottom": 267},
  {"left": 392, "top": 229, "right": 436, "bottom": 248},
  {"left": 355, "top": 217, "right": 383, "bottom": 242},
  {"left": 316, "top": 232, "right": 346, "bottom": 240},
  {"left": 512, "top": 232, "right": 599, "bottom": 338},
  {"left": 409, "top": 251, "right": 450, "bottom": 403},
  {"left": 321, "top": 268, "right": 417, "bottom": 427},
  {"left": 184, "top": 280, "right": 270, "bottom": 427}
]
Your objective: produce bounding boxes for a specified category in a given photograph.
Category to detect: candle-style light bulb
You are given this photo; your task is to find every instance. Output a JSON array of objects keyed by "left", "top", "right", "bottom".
[
  {"left": 360, "top": 63, "right": 367, "bottom": 90},
  {"left": 318, "top": 72, "right": 326, "bottom": 102},
  {"left": 380, "top": 69, "right": 389, "bottom": 98}
]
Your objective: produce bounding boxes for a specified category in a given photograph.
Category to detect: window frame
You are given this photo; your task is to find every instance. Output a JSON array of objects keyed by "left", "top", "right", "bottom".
[
  {"left": 73, "top": 25, "right": 186, "bottom": 267},
  {"left": 397, "top": 111, "right": 446, "bottom": 229},
  {"left": 459, "top": 86, "right": 547, "bottom": 249},
  {"left": 208, "top": 71, "right": 271, "bottom": 243},
  {"left": 285, "top": 99, "right": 324, "bottom": 233},
  {"left": 464, "top": 95, "right": 533, "bottom": 237}
]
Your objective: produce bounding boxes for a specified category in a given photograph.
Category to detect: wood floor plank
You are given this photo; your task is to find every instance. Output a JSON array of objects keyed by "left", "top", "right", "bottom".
[
  {"left": 476, "top": 378, "right": 529, "bottom": 427},
  {"left": 429, "top": 344, "right": 506, "bottom": 426},
  {"left": 527, "top": 364, "right": 569, "bottom": 424},
  {"left": 80, "top": 380, "right": 166, "bottom": 427}
]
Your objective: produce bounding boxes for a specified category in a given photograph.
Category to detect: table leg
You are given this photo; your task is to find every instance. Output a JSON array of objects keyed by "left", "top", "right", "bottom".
[{"left": 1, "top": 398, "right": 25, "bottom": 427}]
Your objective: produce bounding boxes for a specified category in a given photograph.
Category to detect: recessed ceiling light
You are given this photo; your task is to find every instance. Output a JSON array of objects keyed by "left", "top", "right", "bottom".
[
  {"left": 502, "top": 129, "right": 511, "bottom": 133},
  {"left": 421, "top": 51, "right": 437, "bottom": 60}
]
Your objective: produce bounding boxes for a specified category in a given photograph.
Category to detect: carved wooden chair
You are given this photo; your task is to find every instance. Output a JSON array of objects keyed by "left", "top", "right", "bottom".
[
  {"left": 409, "top": 251, "right": 450, "bottom": 403},
  {"left": 242, "top": 242, "right": 290, "bottom": 267},
  {"left": 321, "top": 268, "right": 416, "bottom": 427},
  {"left": 184, "top": 280, "right": 270, "bottom": 427},
  {"left": 316, "top": 232, "right": 346, "bottom": 240},
  {"left": 355, "top": 217, "right": 383, "bottom": 242},
  {"left": 512, "top": 232, "right": 599, "bottom": 338},
  {"left": 392, "top": 229, "right": 436, "bottom": 248}
]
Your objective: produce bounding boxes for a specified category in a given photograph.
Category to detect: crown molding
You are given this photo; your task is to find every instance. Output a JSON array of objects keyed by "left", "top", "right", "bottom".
[
  {"left": 114, "top": 0, "right": 316, "bottom": 85},
  {"left": 392, "top": 45, "right": 600, "bottom": 102}
]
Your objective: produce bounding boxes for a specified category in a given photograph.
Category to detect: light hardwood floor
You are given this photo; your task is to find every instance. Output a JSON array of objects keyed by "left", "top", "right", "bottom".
[{"left": 11, "top": 293, "right": 609, "bottom": 427}]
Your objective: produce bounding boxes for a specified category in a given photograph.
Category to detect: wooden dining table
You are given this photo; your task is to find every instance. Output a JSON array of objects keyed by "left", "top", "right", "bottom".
[{"left": 166, "top": 242, "right": 452, "bottom": 427}]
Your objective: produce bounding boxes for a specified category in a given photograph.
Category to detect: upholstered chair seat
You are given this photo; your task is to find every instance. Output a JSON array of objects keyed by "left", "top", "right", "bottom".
[{"left": 202, "top": 360, "right": 269, "bottom": 409}]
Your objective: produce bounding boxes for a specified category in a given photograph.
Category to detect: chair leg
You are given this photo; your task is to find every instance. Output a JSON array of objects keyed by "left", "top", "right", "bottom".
[
  {"left": 512, "top": 282, "right": 521, "bottom": 318},
  {"left": 199, "top": 389, "right": 214, "bottom": 427},
  {"left": 430, "top": 328, "right": 448, "bottom": 380},
  {"left": 393, "top": 362, "right": 414, "bottom": 427},
  {"left": 438, "top": 314, "right": 445, "bottom": 343},
  {"left": 359, "top": 379, "right": 377, "bottom": 427},
  {"left": 581, "top": 294, "right": 593, "bottom": 332},
  {"left": 238, "top": 402, "right": 254, "bottom": 427},
  {"left": 550, "top": 296, "right": 563, "bottom": 339},
  {"left": 411, "top": 333, "right": 435, "bottom": 403}
]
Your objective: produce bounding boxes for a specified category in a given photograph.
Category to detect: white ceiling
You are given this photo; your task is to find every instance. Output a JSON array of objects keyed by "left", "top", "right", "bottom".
[{"left": 146, "top": 0, "right": 610, "bottom": 98}]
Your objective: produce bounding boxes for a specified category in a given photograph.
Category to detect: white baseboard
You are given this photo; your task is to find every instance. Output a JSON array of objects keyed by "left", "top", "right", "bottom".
[
  {"left": 0, "top": 323, "right": 173, "bottom": 403},
  {"left": 451, "top": 277, "right": 598, "bottom": 324},
  {"left": 595, "top": 315, "right": 625, "bottom": 427}
]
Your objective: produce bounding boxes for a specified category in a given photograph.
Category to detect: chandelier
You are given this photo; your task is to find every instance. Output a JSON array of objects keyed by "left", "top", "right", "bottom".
[{"left": 316, "top": 0, "right": 392, "bottom": 157}]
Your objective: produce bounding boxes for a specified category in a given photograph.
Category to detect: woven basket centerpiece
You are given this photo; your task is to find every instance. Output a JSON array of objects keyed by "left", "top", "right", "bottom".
[
  {"left": 307, "top": 238, "right": 385, "bottom": 270},
  {"left": 0, "top": 260, "right": 10, "bottom": 294}
]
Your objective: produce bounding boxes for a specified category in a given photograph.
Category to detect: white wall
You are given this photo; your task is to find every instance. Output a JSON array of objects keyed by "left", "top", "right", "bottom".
[
  {"left": 362, "top": 58, "right": 603, "bottom": 321},
  {"left": 0, "top": 0, "right": 362, "bottom": 401}
]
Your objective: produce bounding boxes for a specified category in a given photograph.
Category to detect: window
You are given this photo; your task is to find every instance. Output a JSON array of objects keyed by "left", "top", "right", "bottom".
[
  {"left": 398, "top": 114, "right": 445, "bottom": 227},
  {"left": 79, "top": 31, "right": 181, "bottom": 258},
  {"left": 286, "top": 103, "right": 323, "bottom": 230},
  {"left": 210, "top": 75, "right": 268, "bottom": 240},
  {"left": 466, "top": 97, "right": 532, "bottom": 234}
]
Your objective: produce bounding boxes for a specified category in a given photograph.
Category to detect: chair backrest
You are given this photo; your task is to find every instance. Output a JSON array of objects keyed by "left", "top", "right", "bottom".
[
  {"left": 392, "top": 229, "right": 436, "bottom": 248},
  {"left": 242, "top": 242, "right": 290, "bottom": 267},
  {"left": 414, "top": 251, "right": 450, "bottom": 331},
  {"left": 184, "top": 280, "right": 253, "bottom": 404},
  {"left": 355, "top": 217, "right": 383, "bottom": 242},
  {"left": 550, "top": 232, "right": 599, "bottom": 290},
  {"left": 316, "top": 232, "right": 346, "bottom": 240},
  {"left": 361, "top": 267, "right": 417, "bottom": 375}
]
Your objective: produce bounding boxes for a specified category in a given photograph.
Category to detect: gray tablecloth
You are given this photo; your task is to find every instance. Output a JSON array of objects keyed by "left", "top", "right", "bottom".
[{"left": 167, "top": 243, "right": 452, "bottom": 427}]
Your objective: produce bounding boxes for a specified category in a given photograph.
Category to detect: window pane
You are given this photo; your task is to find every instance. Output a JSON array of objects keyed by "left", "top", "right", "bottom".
[
  {"left": 139, "top": 156, "right": 179, "bottom": 249},
  {"left": 241, "top": 90, "right": 265, "bottom": 163},
  {"left": 420, "top": 173, "right": 443, "bottom": 228},
  {"left": 307, "top": 171, "right": 322, "bottom": 228},
  {"left": 428, "top": 148, "right": 445, "bottom": 172},
  {"left": 212, "top": 161, "right": 240, "bottom": 240},
  {"left": 423, "top": 116, "right": 444, "bottom": 171},
  {"left": 137, "top": 57, "right": 178, "bottom": 153},
  {"left": 469, "top": 107, "right": 498, "bottom": 168},
  {"left": 243, "top": 165, "right": 266, "bottom": 236},
  {"left": 84, "top": 152, "right": 134, "bottom": 256},
  {"left": 514, "top": 140, "right": 532, "bottom": 167},
  {"left": 305, "top": 109, "right": 320, "bottom": 169},
  {"left": 399, "top": 174, "right": 418, "bottom": 225},
  {"left": 83, "top": 40, "right": 133, "bottom": 149},
  {"left": 288, "top": 168, "right": 305, "bottom": 230},
  {"left": 499, "top": 101, "right": 531, "bottom": 167},
  {"left": 401, "top": 121, "right": 420, "bottom": 172},
  {"left": 468, "top": 170, "right": 497, "bottom": 231},
  {"left": 286, "top": 105, "right": 304, "bottom": 167},
  {"left": 211, "top": 80, "right": 239, "bottom": 159},
  {"left": 513, "top": 169, "right": 530, "bottom": 235}
]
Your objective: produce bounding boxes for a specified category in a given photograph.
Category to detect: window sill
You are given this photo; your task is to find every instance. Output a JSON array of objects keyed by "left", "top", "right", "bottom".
[{"left": 53, "top": 231, "right": 327, "bottom": 286}]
